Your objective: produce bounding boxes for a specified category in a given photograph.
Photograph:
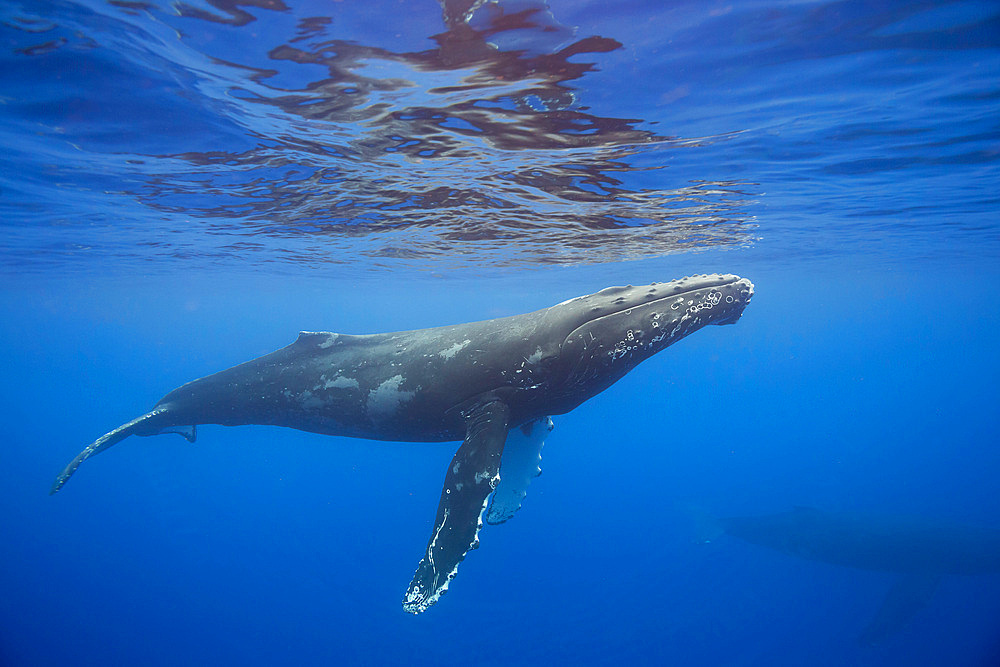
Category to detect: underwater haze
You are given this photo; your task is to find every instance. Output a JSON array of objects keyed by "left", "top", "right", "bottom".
[{"left": 2, "top": 0, "right": 999, "bottom": 665}]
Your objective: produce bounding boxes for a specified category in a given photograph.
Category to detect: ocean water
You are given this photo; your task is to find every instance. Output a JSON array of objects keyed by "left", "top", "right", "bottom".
[{"left": 2, "top": 0, "right": 999, "bottom": 665}]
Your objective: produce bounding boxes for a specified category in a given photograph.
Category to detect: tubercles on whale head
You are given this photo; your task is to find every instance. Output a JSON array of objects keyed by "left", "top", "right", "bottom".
[{"left": 552, "top": 274, "right": 753, "bottom": 398}]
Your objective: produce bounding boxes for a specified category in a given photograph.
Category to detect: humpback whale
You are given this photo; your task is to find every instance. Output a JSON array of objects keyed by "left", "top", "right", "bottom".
[
  {"left": 702, "top": 507, "right": 1000, "bottom": 644},
  {"left": 51, "top": 273, "right": 753, "bottom": 613}
]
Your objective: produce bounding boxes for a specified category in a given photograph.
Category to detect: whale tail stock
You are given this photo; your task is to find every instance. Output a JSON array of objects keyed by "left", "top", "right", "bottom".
[{"left": 49, "top": 409, "right": 194, "bottom": 495}]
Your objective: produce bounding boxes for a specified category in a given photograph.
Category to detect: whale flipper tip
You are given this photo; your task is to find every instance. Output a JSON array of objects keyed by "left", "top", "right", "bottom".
[{"left": 49, "top": 410, "right": 165, "bottom": 495}]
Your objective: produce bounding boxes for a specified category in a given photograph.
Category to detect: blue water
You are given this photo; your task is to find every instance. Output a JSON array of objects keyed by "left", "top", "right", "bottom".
[{"left": 2, "top": 0, "right": 999, "bottom": 665}]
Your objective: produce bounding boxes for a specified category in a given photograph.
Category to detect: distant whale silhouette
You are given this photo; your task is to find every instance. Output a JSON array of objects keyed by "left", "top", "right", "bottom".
[
  {"left": 702, "top": 506, "right": 1000, "bottom": 644},
  {"left": 51, "top": 274, "right": 753, "bottom": 613}
]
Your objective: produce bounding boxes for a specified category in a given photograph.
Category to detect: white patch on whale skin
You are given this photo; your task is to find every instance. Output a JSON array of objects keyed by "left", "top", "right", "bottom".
[
  {"left": 439, "top": 339, "right": 471, "bottom": 360},
  {"left": 283, "top": 387, "right": 326, "bottom": 411},
  {"left": 298, "top": 389, "right": 325, "bottom": 410},
  {"left": 403, "top": 489, "right": 494, "bottom": 614},
  {"left": 318, "top": 374, "right": 359, "bottom": 390},
  {"left": 299, "top": 331, "right": 339, "bottom": 349},
  {"left": 403, "top": 508, "right": 452, "bottom": 613},
  {"left": 367, "top": 374, "right": 415, "bottom": 419},
  {"left": 403, "top": 502, "right": 473, "bottom": 614}
]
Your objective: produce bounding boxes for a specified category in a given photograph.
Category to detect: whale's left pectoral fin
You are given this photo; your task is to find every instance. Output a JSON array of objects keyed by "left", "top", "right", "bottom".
[
  {"left": 858, "top": 573, "right": 942, "bottom": 646},
  {"left": 403, "top": 398, "right": 510, "bottom": 614}
]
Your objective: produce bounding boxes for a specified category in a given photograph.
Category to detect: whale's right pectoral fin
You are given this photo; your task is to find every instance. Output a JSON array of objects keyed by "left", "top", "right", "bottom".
[
  {"left": 487, "top": 416, "right": 553, "bottom": 525},
  {"left": 402, "top": 398, "right": 510, "bottom": 614}
]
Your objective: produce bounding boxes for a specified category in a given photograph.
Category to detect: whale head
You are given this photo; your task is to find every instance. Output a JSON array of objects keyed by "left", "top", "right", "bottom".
[{"left": 548, "top": 274, "right": 753, "bottom": 407}]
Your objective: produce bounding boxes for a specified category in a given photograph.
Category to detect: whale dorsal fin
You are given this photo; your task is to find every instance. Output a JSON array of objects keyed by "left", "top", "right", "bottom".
[
  {"left": 296, "top": 331, "right": 333, "bottom": 343},
  {"left": 293, "top": 331, "right": 368, "bottom": 348},
  {"left": 294, "top": 331, "right": 342, "bottom": 348}
]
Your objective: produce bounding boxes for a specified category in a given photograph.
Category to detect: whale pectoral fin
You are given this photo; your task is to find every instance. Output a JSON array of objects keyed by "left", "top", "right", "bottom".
[
  {"left": 49, "top": 410, "right": 167, "bottom": 495},
  {"left": 858, "top": 573, "right": 942, "bottom": 646},
  {"left": 487, "top": 416, "right": 553, "bottom": 525},
  {"left": 403, "top": 398, "right": 510, "bottom": 614},
  {"left": 151, "top": 424, "right": 197, "bottom": 443}
]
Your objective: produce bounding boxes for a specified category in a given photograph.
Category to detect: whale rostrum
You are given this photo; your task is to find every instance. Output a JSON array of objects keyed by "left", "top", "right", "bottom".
[{"left": 51, "top": 274, "right": 754, "bottom": 613}]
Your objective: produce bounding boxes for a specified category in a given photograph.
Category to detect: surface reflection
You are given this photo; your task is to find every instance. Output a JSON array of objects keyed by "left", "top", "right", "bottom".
[{"left": 131, "top": 0, "right": 757, "bottom": 268}]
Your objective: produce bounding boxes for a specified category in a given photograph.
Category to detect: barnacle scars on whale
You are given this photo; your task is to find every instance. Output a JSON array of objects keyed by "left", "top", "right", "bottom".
[{"left": 51, "top": 274, "right": 754, "bottom": 613}]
